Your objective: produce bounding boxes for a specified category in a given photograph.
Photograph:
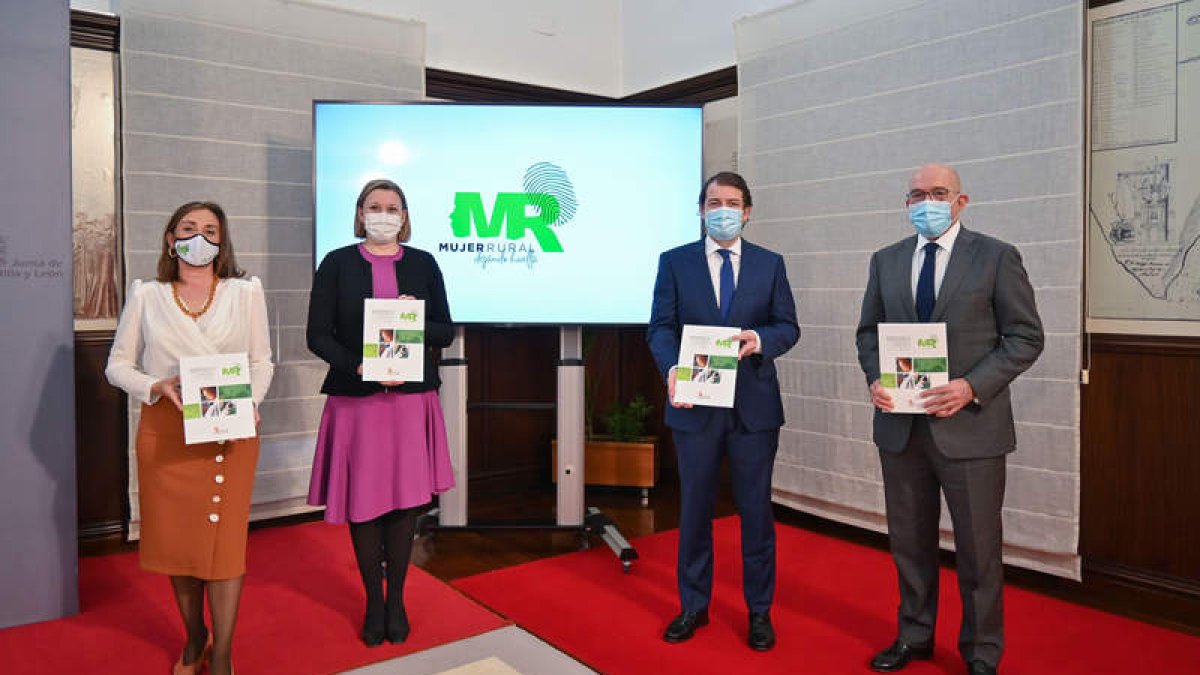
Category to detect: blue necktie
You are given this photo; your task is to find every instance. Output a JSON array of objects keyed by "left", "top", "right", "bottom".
[
  {"left": 916, "top": 242, "right": 938, "bottom": 322},
  {"left": 718, "top": 248, "right": 734, "bottom": 323}
]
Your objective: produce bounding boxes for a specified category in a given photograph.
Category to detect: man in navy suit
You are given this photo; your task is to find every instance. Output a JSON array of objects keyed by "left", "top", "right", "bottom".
[{"left": 647, "top": 172, "right": 799, "bottom": 651}]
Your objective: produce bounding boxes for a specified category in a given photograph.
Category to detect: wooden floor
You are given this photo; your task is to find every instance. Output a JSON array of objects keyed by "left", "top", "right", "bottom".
[{"left": 412, "top": 480, "right": 735, "bottom": 581}]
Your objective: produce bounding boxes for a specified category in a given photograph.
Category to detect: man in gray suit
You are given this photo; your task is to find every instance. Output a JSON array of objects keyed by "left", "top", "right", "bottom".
[{"left": 855, "top": 163, "right": 1043, "bottom": 675}]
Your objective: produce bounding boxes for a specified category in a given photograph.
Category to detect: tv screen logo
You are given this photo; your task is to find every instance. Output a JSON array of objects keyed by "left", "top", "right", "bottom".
[{"left": 447, "top": 162, "right": 577, "bottom": 254}]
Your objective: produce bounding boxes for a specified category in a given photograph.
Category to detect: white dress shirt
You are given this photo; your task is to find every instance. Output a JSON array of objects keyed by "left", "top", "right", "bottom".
[
  {"left": 704, "top": 235, "right": 742, "bottom": 309},
  {"left": 910, "top": 220, "right": 962, "bottom": 301},
  {"left": 703, "top": 234, "right": 761, "bottom": 354},
  {"left": 106, "top": 277, "right": 275, "bottom": 405}
]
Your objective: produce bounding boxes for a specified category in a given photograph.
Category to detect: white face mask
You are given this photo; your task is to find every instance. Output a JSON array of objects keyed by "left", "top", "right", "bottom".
[
  {"left": 174, "top": 234, "right": 220, "bottom": 267},
  {"left": 363, "top": 212, "right": 404, "bottom": 244}
]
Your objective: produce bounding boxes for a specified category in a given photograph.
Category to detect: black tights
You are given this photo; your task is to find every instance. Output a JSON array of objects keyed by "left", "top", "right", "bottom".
[
  {"left": 348, "top": 507, "right": 420, "bottom": 643},
  {"left": 169, "top": 575, "right": 242, "bottom": 675}
]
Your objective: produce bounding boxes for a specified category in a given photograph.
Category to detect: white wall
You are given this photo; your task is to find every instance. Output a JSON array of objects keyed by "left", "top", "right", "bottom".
[
  {"left": 71, "top": 0, "right": 112, "bottom": 13},
  {"left": 79, "top": 0, "right": 623, "bottom": 96},
  {"left": 703, "top": 96, "right": 739, "bottom": 175},
  {"left": 77, "top": 0, "right": 777, "bottom": 97},
  {"left": 307, "top": 1, "right": 622, "bottom": 96},
  {"left": 620, "top": 0, "right": 792, "bottom": 94}
]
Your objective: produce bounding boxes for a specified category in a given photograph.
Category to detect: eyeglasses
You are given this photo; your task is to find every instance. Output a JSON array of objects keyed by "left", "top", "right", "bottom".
[{"left": 906, "top": 187, "right": 956, "bottom": 202}]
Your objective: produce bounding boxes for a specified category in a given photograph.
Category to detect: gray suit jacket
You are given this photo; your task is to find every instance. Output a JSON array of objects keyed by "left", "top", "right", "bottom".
[{"left": 855, "top": 226, "right": 1044, "bottom": 458}]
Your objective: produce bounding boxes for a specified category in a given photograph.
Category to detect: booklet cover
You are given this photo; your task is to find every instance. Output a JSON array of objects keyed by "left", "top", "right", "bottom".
[
  {"left": 362, "top": 298, "right": 425, "bottom": 382},
  {"left": 877, "top": 322, "right": 949, "bottom": 414},
  {"left": 179, "top": 352, "right": 256, "bottom": 445},
  {"left": 673, "top": 324, "right": 741, "bottom": 408}
]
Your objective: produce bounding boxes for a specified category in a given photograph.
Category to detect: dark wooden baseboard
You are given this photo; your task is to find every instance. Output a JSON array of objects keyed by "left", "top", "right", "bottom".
[
  {"left": 427, "top": 65, "right": 737, "bottom": 105},
  {"left": 71, "top": 9, "right": 119, "bottom": 51},
  {"left": 1078, "top": 561, "right": 1200, "bottom": 635},
  {"left": 1081, "top": 332, "right": 1200, "bottom": 634},
  {"left": 77, "top": 521, "right": 129, "bottom": 557},
  {"left": 622, "top": 66, "right": 738, "bottom": 103},
  {"left": 74, "top": 330, "right": 129, "bottom": 556},
  {"left": 427, "top": 68, "right": 614, "bottom": 103}
]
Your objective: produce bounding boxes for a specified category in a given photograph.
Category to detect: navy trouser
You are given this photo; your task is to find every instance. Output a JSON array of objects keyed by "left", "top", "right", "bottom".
[{"left": 673, "top": 408, "right": 779, "bottom": 614}]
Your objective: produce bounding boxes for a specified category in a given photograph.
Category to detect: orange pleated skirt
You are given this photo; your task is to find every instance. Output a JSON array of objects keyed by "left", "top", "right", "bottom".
[{"left": 135, "top": 398, "right": 259, "bottom": 580}]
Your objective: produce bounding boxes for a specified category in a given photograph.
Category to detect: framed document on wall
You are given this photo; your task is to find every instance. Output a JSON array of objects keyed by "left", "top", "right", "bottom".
[{"left": 1087, "top": 0, "right": 1200, "bottom": 335}]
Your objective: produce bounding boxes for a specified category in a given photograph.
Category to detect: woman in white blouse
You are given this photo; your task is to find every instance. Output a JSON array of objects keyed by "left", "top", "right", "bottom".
[{"left": 106, "top": 201, "right": 273, "bottom": 675}]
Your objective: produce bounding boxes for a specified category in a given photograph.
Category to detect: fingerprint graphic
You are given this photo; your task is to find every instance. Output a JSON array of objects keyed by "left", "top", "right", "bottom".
[{"left": 523, "top": 162, "right": 577, "bottom": 226}]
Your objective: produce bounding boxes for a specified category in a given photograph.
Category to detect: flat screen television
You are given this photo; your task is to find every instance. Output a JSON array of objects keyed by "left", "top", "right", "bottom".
[{"left": 313, "top": 102, "right": 703, "bottom": 324}]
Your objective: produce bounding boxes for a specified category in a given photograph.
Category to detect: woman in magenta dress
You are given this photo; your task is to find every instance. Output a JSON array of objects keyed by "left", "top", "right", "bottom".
[{"left": 306, "top": 179, "right": 455, "bottom": 646}]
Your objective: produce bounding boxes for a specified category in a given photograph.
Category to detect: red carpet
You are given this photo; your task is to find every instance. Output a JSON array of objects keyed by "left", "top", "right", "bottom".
[
  {"left": 0, "top": 521, "right": 505, "bottom": 675},
  {"left": 454, "top": 517, "right": 1200, "bottom": 674}
]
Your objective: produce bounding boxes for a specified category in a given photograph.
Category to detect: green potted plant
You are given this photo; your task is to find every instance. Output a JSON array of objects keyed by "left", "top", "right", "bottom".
[
  {"left": 554, "top": 331, "right": 661, "bottom": 505},
  {"left": 601, "top": 394, "right": 653, "bottom": 442},
  {"left": 578, "top": 394, "right": 658, "bottom": 506}
]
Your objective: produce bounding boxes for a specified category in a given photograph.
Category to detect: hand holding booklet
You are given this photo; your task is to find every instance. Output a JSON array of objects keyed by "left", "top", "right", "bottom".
[
  {"left": 877, "top": 322, "right": 949, "bottom": 414},
  {"left": 179, "top": 352, "right": 256, "bottom": 444},
  {"left": 673, "top": 324, "right": 740, "bottom": 408},
  {"left": 362, "top": 298, "right": 424, "bottom": 382}
]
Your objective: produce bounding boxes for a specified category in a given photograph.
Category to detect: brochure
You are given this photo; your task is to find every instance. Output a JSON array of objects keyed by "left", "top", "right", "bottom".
[
  {"left": 362, "top": 298, "right": 425, "bottom": 382},
  {"left": 673, "top": 324, "right": 741, "bottom": 408},
  {"left": 877, "top": 322, "right": 949, "bottom": 414},
  {"left": 179, "top": 352, "right": 256, "bottom": 445}
]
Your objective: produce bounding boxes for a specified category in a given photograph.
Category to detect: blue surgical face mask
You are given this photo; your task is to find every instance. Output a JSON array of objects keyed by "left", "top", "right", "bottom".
[
  {"left": 908, "top": 200, "right": 953, "bottom": 239},
  {"left": 704, "top": 207, "right": 744, "bottom": 241}
]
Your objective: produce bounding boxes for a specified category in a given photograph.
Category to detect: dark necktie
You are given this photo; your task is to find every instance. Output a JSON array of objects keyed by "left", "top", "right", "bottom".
[
  {"left": 916, "top": 242, "right": 938, "bottom": 322},
  {"left": 718, "top": 248, "right": 734, "bottom": 323}
]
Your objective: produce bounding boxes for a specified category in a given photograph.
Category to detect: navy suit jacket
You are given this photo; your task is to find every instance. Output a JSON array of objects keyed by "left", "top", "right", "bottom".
[{"left": 647, "top": 238, "right": 799, "bottom": 433}]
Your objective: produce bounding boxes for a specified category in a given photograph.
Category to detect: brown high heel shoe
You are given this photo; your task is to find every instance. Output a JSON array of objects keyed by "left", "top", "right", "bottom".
[{"left": 172, "top": 636, "right": 212, "bottom": 675}]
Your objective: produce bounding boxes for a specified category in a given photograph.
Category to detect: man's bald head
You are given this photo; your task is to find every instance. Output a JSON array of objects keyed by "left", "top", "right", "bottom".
[
  {"left": 906, "top": 163, "right": 969, "bottom": 231},
  {"left": 909, "top": 163, "right": 961, "bottom": 193}
]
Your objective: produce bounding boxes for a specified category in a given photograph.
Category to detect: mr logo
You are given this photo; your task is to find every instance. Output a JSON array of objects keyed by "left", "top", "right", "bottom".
[
  {"left": 450, "top": 192, "right": 564, "bottom": 252},
  {"left": 449, "top": 162, "right": 578, "bottom": 253},
  {"left": 916, "top": 338, "right": 938, "bottom": 349},
  {"left": 221, "top": 365, "right": 242, "bottom": 376}
]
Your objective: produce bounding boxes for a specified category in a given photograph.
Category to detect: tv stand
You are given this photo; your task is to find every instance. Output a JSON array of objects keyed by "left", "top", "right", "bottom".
[{"left": 418, "top": 326, "right": 638, "bottom": 571}]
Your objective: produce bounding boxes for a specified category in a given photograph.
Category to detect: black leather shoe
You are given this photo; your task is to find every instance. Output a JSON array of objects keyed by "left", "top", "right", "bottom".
[
  {"left": 869, "top": 639, "right": 934, "bottom": 672},
  {"left": 748, "top": 612, "right": 775, "bottom": 651},
  {"left": 663, "top": 610, "right": 709, "bottom": 643},
  {"left": 967, "top": 660, "right": 997, "bottom": 675}
]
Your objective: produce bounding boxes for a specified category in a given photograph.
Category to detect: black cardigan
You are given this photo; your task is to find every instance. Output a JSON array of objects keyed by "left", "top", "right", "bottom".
[{"left": 307, "top": 244, "right": 454, "bottom": 396}]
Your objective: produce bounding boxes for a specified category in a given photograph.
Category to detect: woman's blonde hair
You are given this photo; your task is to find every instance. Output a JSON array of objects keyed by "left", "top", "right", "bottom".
[{"left": 353, "top": 179, "right": 410, "bottom": 243}]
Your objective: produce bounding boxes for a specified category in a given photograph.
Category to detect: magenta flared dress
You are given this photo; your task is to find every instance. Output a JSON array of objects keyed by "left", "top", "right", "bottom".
[{"left": 307, "top": 244, "right": 455, "bottom": 524}]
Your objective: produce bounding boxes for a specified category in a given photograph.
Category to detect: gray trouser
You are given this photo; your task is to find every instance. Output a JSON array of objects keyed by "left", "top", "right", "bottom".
[{"left": 879, "top": 417, "right": 1006, "bottom": 667}]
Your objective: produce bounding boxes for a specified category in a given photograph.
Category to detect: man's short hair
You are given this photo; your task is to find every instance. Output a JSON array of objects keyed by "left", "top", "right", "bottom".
[{"left": 699, "top": 171, "right": 753, "bottom": 207}]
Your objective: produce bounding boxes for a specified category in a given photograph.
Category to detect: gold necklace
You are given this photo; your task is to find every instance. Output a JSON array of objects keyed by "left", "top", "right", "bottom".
[{"left": 172, "top": 276, "right": 218, "bottom": 319}]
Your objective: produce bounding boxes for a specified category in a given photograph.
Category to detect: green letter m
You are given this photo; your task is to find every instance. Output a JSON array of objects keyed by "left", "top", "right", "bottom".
[{"left": 449, "top": 192, "right": 563, "bottom": 252}]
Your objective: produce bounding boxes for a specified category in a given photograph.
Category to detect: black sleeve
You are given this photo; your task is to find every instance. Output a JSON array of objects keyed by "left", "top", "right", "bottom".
[
  {"left": 307, "top": 251, "right": 359, "bottom": 375},
  {"left": 424, "top": 255, "right": 455, "bottom": 348}
]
